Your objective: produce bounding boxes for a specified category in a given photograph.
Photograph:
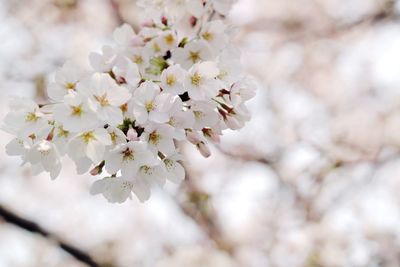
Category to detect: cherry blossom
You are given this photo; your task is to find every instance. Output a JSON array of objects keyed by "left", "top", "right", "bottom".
[{"left": 2, "top": 0, "right": 255, "bottom": 202}]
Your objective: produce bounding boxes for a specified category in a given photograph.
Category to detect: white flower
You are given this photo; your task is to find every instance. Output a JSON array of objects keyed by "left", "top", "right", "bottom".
[
  {"left": 104, "top": 141, "right": 158, "bottom": 177},
  {"left": 89, "top": 45, "right": 117, "bottom": 73},
  {"left": 217, "top": 98, "right": 250, "bottom": 130},
  {"left": 158, "top": 31, "right": 179, "bottom": 52},
  {"left": 6, "top": 138, "right": 31, "bottom": 158},
  {"left": 47, "top": 60, "right": 85, "bottom": 101},
  {"left": 53, "top": 91, "right": 99, "bottom": 132},
  {"left": 113, "top": 57, "right": 142, "bottom": 88},
  {"left": 200, "top": 20, "right": 228, "bottom": 53},
  {"left": 140, "top": 123, "right": 176, "bottom": 155},
  {"left": 106, "top": 126, "right": 127, "bottom": 147},
  {"left": 145, "top": 37, "right": 166, "bottom": 56},
  {"left": 90, "top": 176, "right": 134, "bottom": 203},
  {"left": 162, "top": 152, "right": 185, "bottom": 183},
  {"left": 229, "top": 77, "right": 257, "bottom": 106},
  {"left": 186, "top": 0, "right": 207, "bottom": 18},
  {"left": 68, "top": 128, "right": 112, "bottom": 168},
  {"left": 161, "top": 64, "right": 186, "bottom": 95},
  {"left": 130, "top": 163, "right": 166, "bottom": 202},
  {"left": 165, "top": 0, "right": 189, "bottom": 21},
  {"left": 168, "top": 97, "right": 195, "bottom": 139},
  {"left": 184, "top": 61, "right": 220, "bottom": 100},
  {"left": 216, "top": 45, "right": 242, "bottom": 87},
  {"left": 172, "top": 40, "right": 213, "bottom": 69},
  {"left": 26, "top": 140, "right": 62, "bottom": 180},
  {"left": 78, "top": 73, "right": 131, "bottom": 126},
  {"left": 211, "top": 0, "right": 237, "bottom": 15},
  {"left": 52, "top": 124, "right": 71, "bottom": 156},
  {"left": 186, "top": 130, "right": 211, "bottom": 157},
  {"left": 190, "top": 100, "right": 219, "bottom": 130},
  {"left": 124, "top": 47, "right": 151, "bottom": 73},
  {"left": 3, "top": 98, "right": 49, "bottom": 138},
  {"left": 113, "top": 23, "right": 143, "bottom": 47},
  {"left": 131, "top": 81, "right": 174, "bottom": 124},
  {"left": 137, "top": 0, "right": 165, "bottom": 20}
]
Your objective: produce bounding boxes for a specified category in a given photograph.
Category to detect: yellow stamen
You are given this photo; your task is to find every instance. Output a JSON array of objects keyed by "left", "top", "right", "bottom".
[
  {"left": 132, "top": 55, "right": 143, "bottom": 64},
  {"left": 191, "top": 72, "right": 201, "bottom": 86},
  {"left": 121, "top": 148, "right": 134, "bottom": 161},
  {"left": 202, "top": 32, "right": 213, "bottom": 41},
  {"left": 65, "top": 82, "right": 76, "bottom": 90},
  {"left": 71, "top": 105, "right": 83, "bottom": 116},
  {"left": 57, "top": 126, "right": 69, "bottom": 138},
  {"left": 145, "top": 101, "right": 155, "bottom": 112},
  {"left": 189, "top": 51, "right": 201, "bottom": 63},
  {"left": 166, "top": 74, "right": 176, "bottom": 86},
  {"left": 164, "top": 34, "right": 175, "bottom": 46},
  {"left": 25, "top": 112, "right": 39, "bottom": 122},
  {"left": 120, "top": 103, "right": 128, "bottom": 113},
  {"left": 193, "top": 110, "right": 204, "bottom": 119},
  {"left": 81, "top": 131, "right": 95, "bottom": 144},
  {"left": 152, "top": 42, "right": 161, "bottom": 53},
  {"left": 149, "top": 132, "right": 161, "bottom": 145},
  {"left": 94, "top": 94, "right": 109, "bottom": 107}
]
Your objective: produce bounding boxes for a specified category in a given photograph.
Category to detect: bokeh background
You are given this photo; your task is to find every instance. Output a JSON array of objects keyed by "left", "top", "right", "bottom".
[{"left": 1, "top": 0, "right": 400, "bottom": 266}]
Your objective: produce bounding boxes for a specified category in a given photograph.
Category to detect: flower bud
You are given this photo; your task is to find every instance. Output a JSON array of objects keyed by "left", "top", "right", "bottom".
[
  {"left": 202, "top": 128, "right": 220, "bottom": 144},
  {"left": 197, "top": 142, "right": 211, "bottom": 158},
  {"left": 127, "top": 128, "right": 139, "bottom": 141},
  {"left": 186, "top": 131, "right": 201, "bottom": 144},
  {"left": 225, "top": 116, "right": 242, "bottom": 130}
]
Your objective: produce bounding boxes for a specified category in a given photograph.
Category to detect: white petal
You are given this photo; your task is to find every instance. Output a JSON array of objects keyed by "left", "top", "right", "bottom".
[
  {"left": 86, "top": 141, "right": 105, "bottom": 164},
  {"left": 164, "top": 159, "right": 185, "bottom": 183}
]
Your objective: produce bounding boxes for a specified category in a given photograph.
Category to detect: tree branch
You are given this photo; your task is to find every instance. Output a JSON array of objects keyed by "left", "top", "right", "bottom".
[{"left": 0, "top": 204, "right": 101, "bottom": 267}]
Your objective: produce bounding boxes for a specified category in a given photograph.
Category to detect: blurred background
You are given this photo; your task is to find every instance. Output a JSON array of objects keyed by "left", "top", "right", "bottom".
[{"left": 1, "top": 0, "right": 400, "bottom": 266}]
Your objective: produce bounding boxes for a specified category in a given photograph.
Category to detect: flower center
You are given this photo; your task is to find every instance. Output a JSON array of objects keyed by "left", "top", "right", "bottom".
[
  {"left": 191, "top": 72, "right": 202, "bottom": 86},
  {"left": 166, "top": 74, "right": 176, "bottom": 86},
  {"left": 121, "top": 147, "right": 134, "bottom": 162},
  {"left": 94, "top": 94, "right": 109, "bottom": 107},
  {"left": 193, "top": 110, "right": 204, "bottom": 119},
  {"left": 164, "top": 159, "right": 175, "bottom": 170},
  {"left": 145, "top": 101, "right": 156, "bottom": 112},
  {"left": 109, "top": 132, "right": 117, "bottom": 143},
  {"left": 202, "top": 32, "right": 213, "bottom": 41},
  {"left": 81, "top": 131, "right": 96, "bottom": 144},
  {"left": 57, "top": 126, "right": 69, "bottom": 138},
  {"left": 25, "top": 112, "right": 39, "bottom": 122},
  {"left": 65, "top": 82, "right": 76, "bottom": 90},
  {"left": 164, "top": 34, "right": 175, "bottom": 46},
  {"left": 189, "top": 51, "right": 201, "bottom": 63},
  {"left": 149, "top": 132, "right": 161, "bottom": 145},
  {"left": 140, "top": 165, "right": 153, "bottom": 176},
  {"left": 133, "top": 55, "right": 143, "bottom": 64},
  {"left": 152, "top": 42, "right": 161, "bottom": 53},
  {"left": 71, "top": 105, "right": 83, "bottom": 117}
]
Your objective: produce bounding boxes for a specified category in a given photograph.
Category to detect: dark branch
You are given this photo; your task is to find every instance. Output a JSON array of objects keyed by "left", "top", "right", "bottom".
[{"left": 0, "top": 204, "right": 101, "bottom": 267}]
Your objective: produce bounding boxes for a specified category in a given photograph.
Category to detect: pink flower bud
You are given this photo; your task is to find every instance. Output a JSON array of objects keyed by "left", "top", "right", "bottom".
[
  {"left": 127, "top": 128, "right": 139, "bottom": 141},
  {"left": 225, "top": 116, "right": 242, "bottom": 130},
  {"left": 202, "top": 128, "right": 220, "bottom": 144},
  {"left": 197, "top": 142, "right": 211, "bottom": 158},
  {"left": 90, "top": 166, "right": 101, "bottom": 176},
  {"left": 186, "top": 131, "right": 201, "bottom": 144}
]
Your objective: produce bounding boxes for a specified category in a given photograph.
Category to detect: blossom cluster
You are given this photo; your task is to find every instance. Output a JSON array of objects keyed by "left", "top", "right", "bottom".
[{"left": 2, "top": 0, "right": 255, "bottom": 203}]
